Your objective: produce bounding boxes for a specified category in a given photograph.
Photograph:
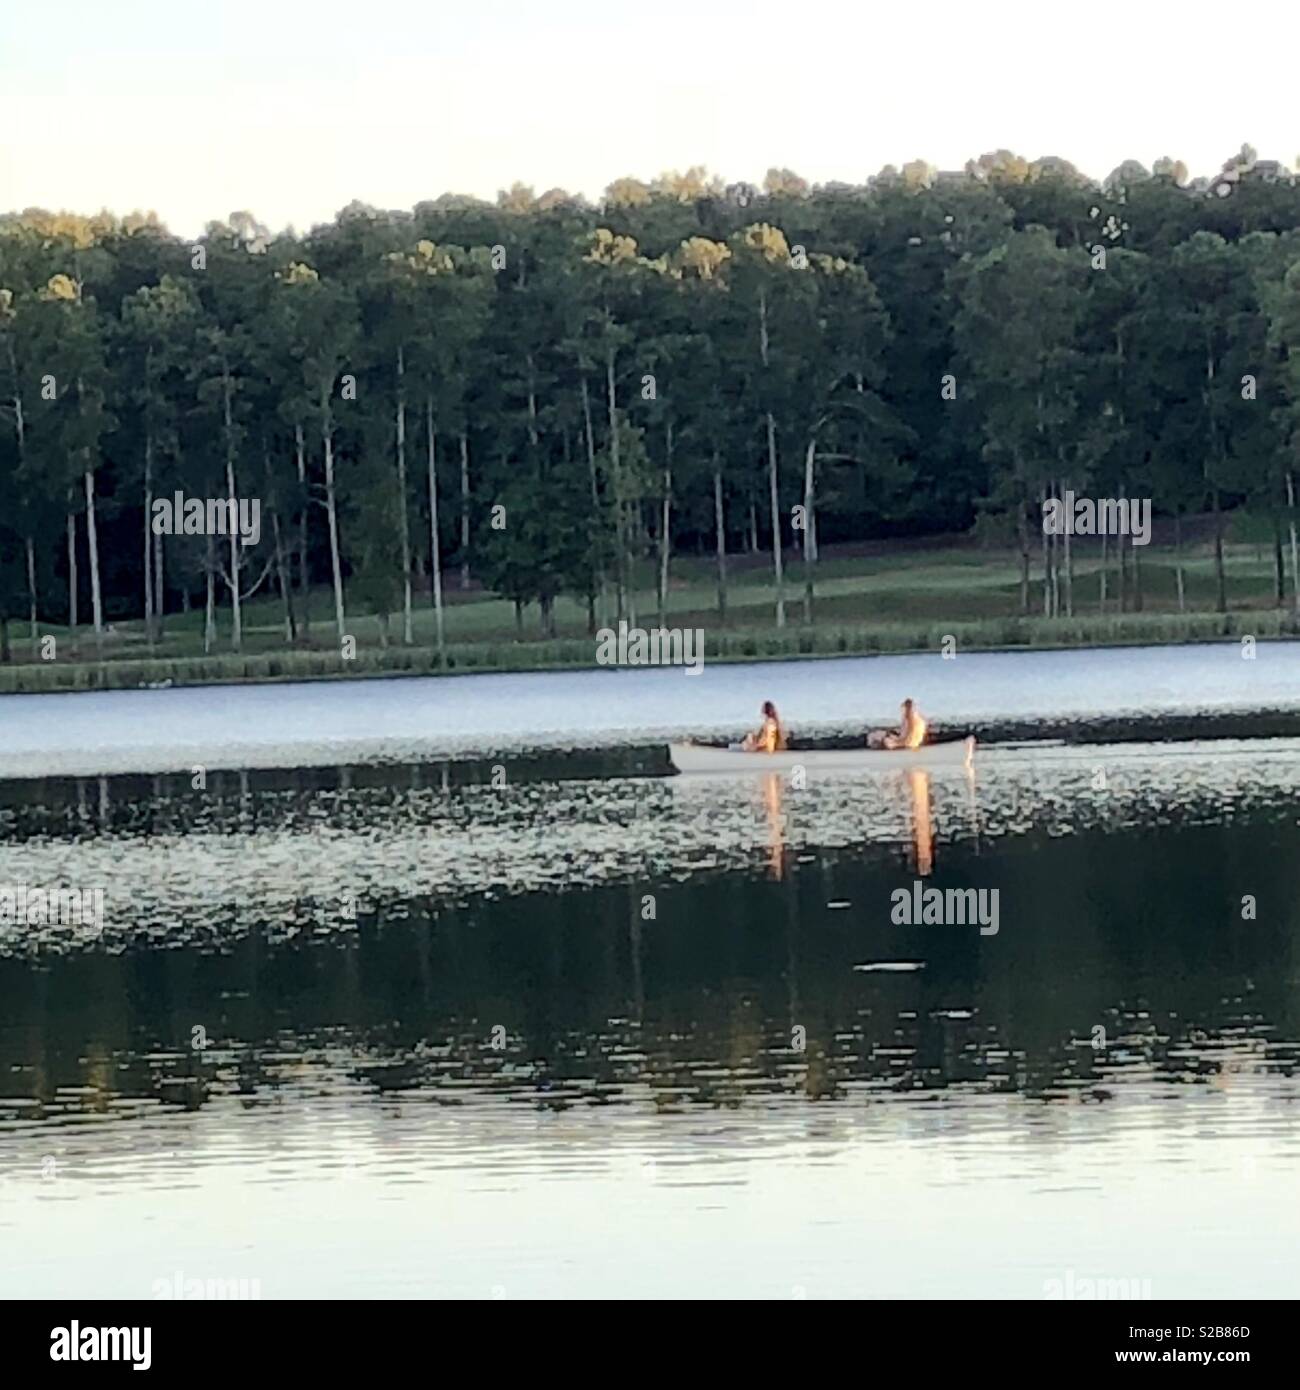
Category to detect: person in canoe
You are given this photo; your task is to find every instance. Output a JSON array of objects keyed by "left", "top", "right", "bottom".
[
  {"left": 868, "top": 697, "right": 928, "bottom": 750},
  {"left": 742, "top": 700, "right": 788, "bottom": 753}
]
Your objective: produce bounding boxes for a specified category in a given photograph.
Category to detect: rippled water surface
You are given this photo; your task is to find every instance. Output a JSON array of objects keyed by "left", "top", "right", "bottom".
[{"left": 3, "top": 654, "right": 1300, "bottom": 1297}]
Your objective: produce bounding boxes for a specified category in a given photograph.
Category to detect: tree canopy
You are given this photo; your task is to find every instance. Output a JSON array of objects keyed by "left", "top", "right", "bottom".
[{"left": 3, "top": 147, "right": 1300, "bottom": 654}]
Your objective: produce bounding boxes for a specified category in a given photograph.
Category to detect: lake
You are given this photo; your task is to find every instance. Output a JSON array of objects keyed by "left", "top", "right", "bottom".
[
  {"left": 4, "top": 639, "right": 1300, "bottom": 779},
  {"left": 2, "top": 645, "right": 1300, "bottom": 1298}
]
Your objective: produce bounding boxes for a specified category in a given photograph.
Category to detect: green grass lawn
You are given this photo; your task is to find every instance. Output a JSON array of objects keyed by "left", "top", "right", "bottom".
[{"left": 4, "top": 533, "right": 1298, "bottom": 693}]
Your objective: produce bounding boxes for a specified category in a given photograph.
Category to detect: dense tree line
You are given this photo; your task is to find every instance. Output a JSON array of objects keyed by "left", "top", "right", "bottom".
[{"left": 4, "top": 147, "right": 1300, "bottom": 659}]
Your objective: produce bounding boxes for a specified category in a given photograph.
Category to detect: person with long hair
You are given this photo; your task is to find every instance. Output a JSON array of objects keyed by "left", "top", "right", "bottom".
[{"left": 742, "top": 700, "right": 787, "bottom": 753}]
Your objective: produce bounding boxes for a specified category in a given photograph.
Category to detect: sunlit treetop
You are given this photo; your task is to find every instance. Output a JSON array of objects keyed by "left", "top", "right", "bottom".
[
  {"left": 13, "top": 209, "right": 115, "bottom": 248},
  {"left": 763, "top": 168, "right": 809, "bottom": 197},
  {"left": 535, "top": 188, "right": 584, "bottom": 212},
  {"left": 39, "top": 273, "right": 78, "bottom": 302},
  {"left": 964, "top": 150, "right": 1032, "bottom": 185},
  {"left": 604, "top": 177, "right": 652, "bottom": 208},
  {"left": 733, "top": 222, "right": 791, "bottom": 264},
  {"left": 277, "top": 261, "right": 319, "bottom": 286},
  {"left": 1152, "top": 156, "right": 1189, "bottom": 185},
  {"left": 674, "top": 236, "right": 731, "bottom": 280},
  {"left": 651, "top": 167, "right": 723, "bottom": 202},
  {"left": 584, "top": 227, "right": 640, "bottom": 266},
  {"left": 496, "top": 182, "right": 536, "bottom": 214}
]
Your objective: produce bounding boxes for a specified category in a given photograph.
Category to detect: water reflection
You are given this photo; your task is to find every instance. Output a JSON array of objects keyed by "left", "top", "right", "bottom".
[
  {"left": 7, "top": 738, "right": 1300, "bottom": 955},
  {"left": 3, "top": 742, "right": 1300, "bottom": 1296},
  {"left": 763, "top": 773, "right": 785, "bottom": 880},
  {"left": 4, "top": 746, "right": 1300, "bottom": 1119},
  {"left": 906, "top": 769, "right": 934, "bottom": 877}
]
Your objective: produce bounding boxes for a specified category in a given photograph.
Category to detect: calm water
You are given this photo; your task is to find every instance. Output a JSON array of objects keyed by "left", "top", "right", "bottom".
[
  {"left": 2, "top": 651, "right": 1300, "bottom": 1298},
  {"left": 6, "top": 640, "right": 1300, "bottom": 779}
]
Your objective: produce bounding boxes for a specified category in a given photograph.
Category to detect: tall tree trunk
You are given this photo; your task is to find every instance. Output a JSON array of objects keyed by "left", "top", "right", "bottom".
[
  {"left": 204, "top": 533, "right": 216, "bottom": 654},
  {"left": 83, "top": 463, "right": 103, "bottom": 648},
  {"left": 1118, "top": 518, "right": 1129, "bottom": 612},
  {"left": 1100, "top": 530, "right": 1108, "bottom": 614},
  {"left": 657, "top": 424, "right": 672, "bottom": 626},
  {"left": 1132, "top": 534, "right": 1144, "bottom": 612},
  {"left": 426, "top": 396, "right": 445, "bottom": 665},
  {"left": 154, "top": 528, "right": 165, "bottom": 637},
  {"left": 766, "top": 411, "right": 784, "bottom": 628},
  {"left": 758, "top": 289, "right": 784, "bottom": 628},
  {"left": 1274, "top": 511, "right": 1285, "bottom": 607},
  {"left": 395, "top": 346, "right": 413, "bottom": 645},
  {"left": 296, "top": 422, "right": 310, "bottom": 634},
  {"left": 1212, "top": 488, "right": 1227, "bottom": 614},
  {"left": 8, "top": 349, "right": 35, "bottom": 650},
  {"left": 143, "top": 430, "right": 155, "bottom": 645},
  {"left": 1287, "top": 471, "right": 1300, "bottom": 618},
  {"left": 226, "top": 455, "right": 242, "bottom": 651},
  {"left": 749, "top": 502, "right": 759, "bottom": 554},
  {"left": 1062, "top": 478, "right": 1073, "bottom": 617},
  {"left": 580, "top": 374, "right": 604, "bottom": 622},
  {"left": 322, "top": 413, "right": 346, "bottom": 642},
  {"left": 1207, "top": 341, "right": 1227, "bottom": 616},
  {"left": 223, "top": 375, "right": 242, "bottom": 653},
  {"left": 1174, "top": 511, "right": 1186, "bottom": 613},
  {"left": 1117, "top": 482, "right": 1128, "bottom": 613},
  {"left": 25, "top": 536, "right": 38, "bottom": 652},
  {"left": 67, "top": 506, "right": 78, "bottom": 633},
  {"left": 266, "top": 445, "right": 296, "bottom": 643},
  {"left": 1017, "top": 497, "right": 1030, "bottom": 616},
  {"left": 459, "top": 431, "right": 471, "bottom": 592},
  {"left": 713, "top": 461, "right": 728, "bottom": 621},
  {"left": 1041, "top": 484, "right": 1052, "bottom": 617},
  {"left": 605, "top": 348, "right": 627, "bottom": 622},
  {"left": 802, "top": 436, "right": 817, "bottom": 625}
]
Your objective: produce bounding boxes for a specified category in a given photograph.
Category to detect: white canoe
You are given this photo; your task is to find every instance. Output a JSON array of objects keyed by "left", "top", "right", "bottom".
[{"left": 669, "top": 736, "right": 975, "bottom": 775}]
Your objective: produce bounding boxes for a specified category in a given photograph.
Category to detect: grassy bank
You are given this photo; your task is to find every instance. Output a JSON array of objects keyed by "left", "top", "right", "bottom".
[
  {"left": 2, "top": 609, "right": 1295, "bottom": 695},
  {"left": 3, "top": 532, "right": 1299, "bottom": 694}
]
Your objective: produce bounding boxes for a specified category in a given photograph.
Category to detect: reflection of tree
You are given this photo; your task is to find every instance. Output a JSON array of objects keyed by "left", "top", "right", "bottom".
[{"left": 2, "top": 810, "right": 1296, "bottom": 1128}]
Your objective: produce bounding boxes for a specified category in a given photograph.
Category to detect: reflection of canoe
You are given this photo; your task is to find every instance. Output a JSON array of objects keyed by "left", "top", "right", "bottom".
[{"left": 669, "top": 737, "right": 975, "bottom": 775}]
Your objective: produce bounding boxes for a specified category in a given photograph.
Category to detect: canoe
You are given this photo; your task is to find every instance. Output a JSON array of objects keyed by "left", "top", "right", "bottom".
[{"left": 668, "top": 736, "right": 976, "bottom": 775}]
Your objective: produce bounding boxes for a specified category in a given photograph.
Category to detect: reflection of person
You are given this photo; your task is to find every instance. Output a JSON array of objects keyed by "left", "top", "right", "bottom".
[
  {"left": 742, "top": 701, "right": 787, "bottom": 753},
  {"left": 868, "top": 698, "right": 928, "bottom": 750},
  {"left": 762, "top": 772, "right": 785, "bottom": 880},
  {"left": 907, "top": 768, "right": 933, "bottom": 877}
]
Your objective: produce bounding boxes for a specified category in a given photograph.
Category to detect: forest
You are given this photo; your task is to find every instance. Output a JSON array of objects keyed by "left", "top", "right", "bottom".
[{"left": 3, "top": 146, "right": 1300, "bottom": 662}]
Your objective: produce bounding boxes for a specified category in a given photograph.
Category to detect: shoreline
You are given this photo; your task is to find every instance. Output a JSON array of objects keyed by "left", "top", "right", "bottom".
[{"left": 2, "top": 611, "right": 1298, "bottom": 697}]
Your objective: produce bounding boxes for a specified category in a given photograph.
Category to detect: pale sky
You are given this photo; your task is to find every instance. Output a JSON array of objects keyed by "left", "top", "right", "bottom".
[{"left": 2, "top": 0, "right": 1296, "bottom": 239}]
